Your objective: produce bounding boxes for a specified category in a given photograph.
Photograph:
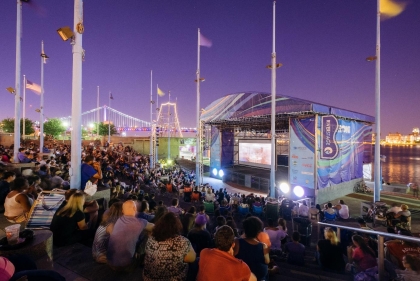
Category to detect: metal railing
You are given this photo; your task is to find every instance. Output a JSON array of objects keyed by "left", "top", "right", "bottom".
[{"left": 318, "top": 221, "right": 420, "bottom": 280}]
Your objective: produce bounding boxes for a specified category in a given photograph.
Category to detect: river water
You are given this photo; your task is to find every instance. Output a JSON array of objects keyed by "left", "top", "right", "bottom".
[{"left": 379, "top": 145, "right": 420, "bottom": 185}]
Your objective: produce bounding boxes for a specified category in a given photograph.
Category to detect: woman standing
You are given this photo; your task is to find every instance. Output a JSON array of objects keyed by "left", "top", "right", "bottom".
[
  {"left": 143, "top": 212, "right": 196, "bottom": 281},
  {"left": 50, "top": 191, "right": 88, "bottom": 247},
  {"left": 234, "top": 216, "right": 270, "bottom": 281},
  {"left": 4, "top": 177, "right": 33, "bottom": 223}
]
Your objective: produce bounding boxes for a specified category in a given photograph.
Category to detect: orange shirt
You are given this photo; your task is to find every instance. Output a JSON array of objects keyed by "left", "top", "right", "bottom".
[
  {"left": 257, "top": 231, "right": 272, "bottom": 248},
  {"left": 197, "top": 248, "right": 251, "bottom": 281}
]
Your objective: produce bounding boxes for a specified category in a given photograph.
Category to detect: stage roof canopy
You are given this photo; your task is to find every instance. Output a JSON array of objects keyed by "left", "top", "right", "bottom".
[{"left": 201, "top": 92, "right": 374, "bottom": 131}]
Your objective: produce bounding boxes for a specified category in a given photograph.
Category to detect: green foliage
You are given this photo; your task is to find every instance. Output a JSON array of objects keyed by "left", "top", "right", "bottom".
[
  {"left": 43, "top": 118, "right": 66, "bottom": 137},
  {"left": 92, "top": 122, "right": 118, "bottom": 136},
  {"left": 0, "top": 118, "right": 34, "bottom": 135}
]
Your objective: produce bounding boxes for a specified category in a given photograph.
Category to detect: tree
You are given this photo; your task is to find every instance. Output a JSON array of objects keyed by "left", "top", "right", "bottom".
[
  {"left": 92, "top": 122, "right": 118, "bottom": 136},
  {"left": 0, "top": 118, "right": 35, "bottom": 135},
  {"left": 44, "top": 118, "right": 66, "bottom": 138}
]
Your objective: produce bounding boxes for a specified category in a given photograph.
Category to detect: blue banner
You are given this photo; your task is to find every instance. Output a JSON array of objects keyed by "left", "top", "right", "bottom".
[
  {"left": 320, "top": 115, "right": 339, "bottom": 159},
  {"left": 289, "top": 118, "right": 315, "bottom": 189}
]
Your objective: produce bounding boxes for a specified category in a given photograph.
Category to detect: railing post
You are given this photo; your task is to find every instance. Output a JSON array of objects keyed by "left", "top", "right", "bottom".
[
  {"left": 377, "top": 235, "right": 385, "bottom": 280},
  {"left": 337, "top": 227, "right": 341, "bottom": 242}
]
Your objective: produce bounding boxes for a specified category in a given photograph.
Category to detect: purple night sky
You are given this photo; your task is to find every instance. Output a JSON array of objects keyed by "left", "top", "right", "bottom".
[{"left": 1, "top": 0, "right": 419, "bottom": 136}]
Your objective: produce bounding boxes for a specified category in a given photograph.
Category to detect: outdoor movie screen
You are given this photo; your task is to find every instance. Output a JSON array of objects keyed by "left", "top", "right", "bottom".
[{"left": 238, "top": 139, "right": 272, "bottom": 169}]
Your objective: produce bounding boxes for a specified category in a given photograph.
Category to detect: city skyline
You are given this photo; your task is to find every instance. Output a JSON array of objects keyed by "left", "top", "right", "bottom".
[{"left": 1, "top": 0, "right": 419, "bottom": 135}]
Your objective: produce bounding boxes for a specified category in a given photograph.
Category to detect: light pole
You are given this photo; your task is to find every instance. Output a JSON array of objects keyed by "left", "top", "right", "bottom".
[
  {"left": 57, "top": 0, "right": 84, "bottom": 189},
  {"left": 13, "top": 0, "right": 23, "bottom": 162},
  {"left": 40, "top": 41, "right": 49, "bottom": 152}
]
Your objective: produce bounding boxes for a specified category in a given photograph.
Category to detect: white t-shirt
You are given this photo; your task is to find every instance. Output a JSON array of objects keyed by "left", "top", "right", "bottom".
[
  {"left": 298, "top": 204, "right": 309, "bottom": 217},
  {"left": 338, "top": 204, "right": 350, "bottom": 219}
]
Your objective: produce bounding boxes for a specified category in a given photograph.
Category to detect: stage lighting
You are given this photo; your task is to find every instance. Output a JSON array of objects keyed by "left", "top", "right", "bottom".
[
  {"left": 57, "top": 26, "right": 74, "bottom": 41},
  {"left": 212, "top": 168, "right": 218, "bottom": 176},
  {"left": 218, "top": 169, "right": 224, "bottom": 178},
  {"left": 279, "top": 182, "right": 290, "bottom": 193},
  {"left": 293, "top": 186, "right": 304, "bottom": 198}
]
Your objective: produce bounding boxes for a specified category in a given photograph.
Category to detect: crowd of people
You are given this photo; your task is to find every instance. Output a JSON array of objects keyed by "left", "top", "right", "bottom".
[{"left": 1, "top": 141, "right": 420, "bottom": 281}]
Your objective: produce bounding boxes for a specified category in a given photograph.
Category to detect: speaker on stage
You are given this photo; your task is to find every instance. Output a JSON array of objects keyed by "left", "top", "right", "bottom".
[{"left": 266, "top": 201, "right": 279, "bottom": 221}]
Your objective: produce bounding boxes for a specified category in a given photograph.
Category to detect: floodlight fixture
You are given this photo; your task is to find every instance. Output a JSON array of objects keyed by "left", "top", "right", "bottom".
[
  {"left": 6, "top": 87, "right": 16, "bottom": 94},
  {"left": 218, "top": 169, "right": 224, "bottom": 178},
  {"left": 194, "top": 78, "right": 205, "bottom": 82},
  {"left": 35, "top": 108, "right": 41, "bottom": 113},
  {"left": 293, "top": 186, "right": 304, "bottom": 198},
  {"left": 212, "top": 168, "right": 218, "bottom": 176},
  {"left": 279, "top": 182, "right": 290, "bottom": 193},
  {"left": 57, "top": 26, "right": 74, "bottom": 41}
]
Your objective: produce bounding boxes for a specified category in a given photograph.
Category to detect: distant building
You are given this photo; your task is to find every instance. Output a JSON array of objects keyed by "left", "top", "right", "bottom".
[{"left": 386, "top": 132, "right": 402, "bottom": 144}]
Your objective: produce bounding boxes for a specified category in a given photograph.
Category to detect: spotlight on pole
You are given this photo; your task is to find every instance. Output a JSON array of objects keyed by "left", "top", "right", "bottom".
[
  {"left": 57, "top": 26, "right": 74, "bottom": 41},
  {"left": 366, "top": 56, "right": 377, "bottom": 62},
  {"left": 266, "top": 63, "right": 283, "bottom": 69},
  {"left": 194, "top": 78, "right": 205, "bottom": 82},
  {"left": 6, "top": 87, "right": 16, "bottom": 94}
]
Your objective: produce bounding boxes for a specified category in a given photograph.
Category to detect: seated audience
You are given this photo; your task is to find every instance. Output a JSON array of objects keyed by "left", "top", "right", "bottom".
[
  {"left": 316, "top": 228, "right": 345, "bottom": 273},
  {"left": 137, "top": 200, "right": 155, "bottom": 222},
  {"left": 197, "top": 225, "right": 256, "bottom": 281},
  {"left": 394, "top": 204, "right": 412, "bottom": 231},
  {"left": 385, "top": 236, "right": 420, "bottom": 270},
  {"left": 167, "top": 198, "right": 185, "bottom": 216},
  {"left": 234, "top": 216, "right": 269, "bottom": 281},
  {"left": 4, "top": 177, "right": 33, "bottom": 223},
  {"left": 347, "top": 235, "right": 377, "bottom": 273},
  {"left": 335, "top": 200, "right": 349, "bottom": 219},
  {"left": 187, "top": 215, "right": 212, "bottom": 256},
  {"left": 143, "top": 212, "right": 196, "bottom": 281},
  {"left": 395, "top": 254, "right": 420, "bottom": 281},
  {"left": 264, "top": 218, "right": 287, "bottom": 254},
  {"left": 92, "top": 201, "right": 123, "bottom": 263},
  {"left": 298, "top": 201, "right": 309, "bottom": 217},
  {"left": 284, "top": 232, "right": 306, "bottom": 266},
  {"left": 323, "top": 203, "right": 337, "bottom": 221},
  {"left": 181, "top": 206, "right": 196, "bottom": 236},
  {"left": 50, "top": 191, "right": 88, "bottom": 247},
  {"left": 0, "top": 171, "right": 16, "bottom": 211},
  {"left": 107, "top": 200, "right": 154, "bottom": 271}
]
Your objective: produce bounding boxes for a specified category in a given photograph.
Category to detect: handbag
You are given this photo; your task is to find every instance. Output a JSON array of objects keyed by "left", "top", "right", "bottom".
[{"left": 84, "top": 181, "right": 97, "bottom": 196}]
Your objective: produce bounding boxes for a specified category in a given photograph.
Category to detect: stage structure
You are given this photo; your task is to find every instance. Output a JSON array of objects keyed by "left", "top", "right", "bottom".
[{"left": 201, "top": 92, "right": 374, "bottom": 203}]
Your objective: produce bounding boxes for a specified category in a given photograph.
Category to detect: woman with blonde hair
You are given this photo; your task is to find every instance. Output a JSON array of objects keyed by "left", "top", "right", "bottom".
[
  {"left": 316, "top": 228, "right": 345, "bottom": 272},
  {"left": 50, "top": 191, "right": 88, "bottom": 247},
  {"left": 92, "top": 201, "right": 123, "bottom": 263}
]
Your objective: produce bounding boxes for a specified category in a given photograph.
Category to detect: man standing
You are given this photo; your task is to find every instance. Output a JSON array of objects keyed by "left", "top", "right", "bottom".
[
  {"left": 107, "top": 200, "right": 154, "bottom": 271},
  {"left": 197, "top": 225, "right": 256, "bottom": 281},
  {"left": 80, "top": 156, "right": 102, "bottom": 190}
]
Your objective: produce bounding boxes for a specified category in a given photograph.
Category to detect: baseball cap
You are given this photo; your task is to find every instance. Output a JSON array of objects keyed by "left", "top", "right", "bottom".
[{"left": 195, "top": 214, "right": 207, "bottom": 226}]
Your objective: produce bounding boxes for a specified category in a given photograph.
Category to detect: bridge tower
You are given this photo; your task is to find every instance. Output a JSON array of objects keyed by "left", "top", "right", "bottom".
[{"left": 156, "top": 102, "right": 183, "bottom": 138}]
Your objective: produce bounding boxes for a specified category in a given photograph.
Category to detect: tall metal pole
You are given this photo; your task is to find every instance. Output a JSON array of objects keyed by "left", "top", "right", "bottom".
[
  {"left": 108, "top": 92, "right": 111, "bottom": 144},
  {"left": 13, "top": 0, "right": 22, "bottom": 162},
  {"left": 196, "top": 28, "right": 201, "bottom": 186},
  {"left": 40, "top": 41, "right": 45, "bottom": 151},
  {"left": 150, "top": 70, "right": 154, "bottom": 167},
  {"left": 374, "top": 0, "right": 381, "bottom": 202},
  {"left": 97, "top": 86, "right": 99, "bottom": 138},
  {"left": 70, "top": 0, "right": 83, "bottom": 189},
  {"left": 168, "top": 91, "right": 171, "bottom": 160},
  {"left": 22, "top": 75, "right": 26, "bottom": 139},
  {"left": 270, "top": 1, "right": 277, "bottom": 198}
]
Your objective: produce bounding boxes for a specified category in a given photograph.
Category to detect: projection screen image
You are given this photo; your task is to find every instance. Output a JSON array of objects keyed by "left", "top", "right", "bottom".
[{"left": 238, "top": 140, "right": 272, "bottom": 169}]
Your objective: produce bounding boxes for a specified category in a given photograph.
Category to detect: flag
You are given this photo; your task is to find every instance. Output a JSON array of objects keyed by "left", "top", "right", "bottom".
[
  {"left": 157, "top": 87, "right": 165, "bottom": 97},
  {"left": 26, "top": 80, "right": 41, "bottom": 95},
  {"left": 380, "top": 0, "right": 407, "bottom": 20},
  {"left": 199, "top": 32, "right": 212, "bottom": 48},
  {"left": 110, "top": 93, "right": 114, "bottom": 100}
]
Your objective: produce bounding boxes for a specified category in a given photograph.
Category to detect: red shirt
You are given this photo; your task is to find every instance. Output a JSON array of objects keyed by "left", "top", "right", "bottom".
[
  {"left": 197, "top": 248, "right": 251, "bottom": 281},
  {"left": 385, "top": 241, "right": 420, "bottom": 269},
  {"left": 352, "top": 247, "right": 377, "bottom": 271}
]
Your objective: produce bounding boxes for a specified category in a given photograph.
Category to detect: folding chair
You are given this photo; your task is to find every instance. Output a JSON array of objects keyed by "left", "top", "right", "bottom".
[
  {"left": 252, "top": 205, "right": 264, "bottom": 218},
  {"left": 238, "top": 205, "right": 250, "bottom": 217}
]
